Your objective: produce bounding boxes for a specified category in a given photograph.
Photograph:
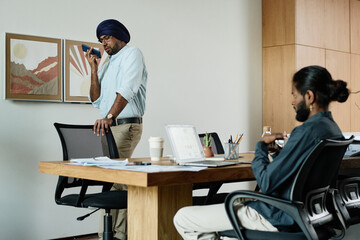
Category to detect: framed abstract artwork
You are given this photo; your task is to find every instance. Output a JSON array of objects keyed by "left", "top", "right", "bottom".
[
  {"left": 5, "top": 33, "right": 62, "bottom": 101},
  {"left": 64, "top": 39, "right": 108, "bottom": 102}
]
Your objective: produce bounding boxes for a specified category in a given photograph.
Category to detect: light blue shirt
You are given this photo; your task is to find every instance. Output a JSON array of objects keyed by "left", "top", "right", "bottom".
[{"left": 91, "top": 45, "right": 147, "bottom": 118}]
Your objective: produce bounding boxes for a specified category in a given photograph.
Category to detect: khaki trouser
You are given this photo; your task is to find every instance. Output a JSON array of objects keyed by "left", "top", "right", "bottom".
[
  {"left": 99, "top": 123, "right": 143, "bottom": 240},
  {"left": 173, "top": 203, "right": 277, "bottom": 240}
]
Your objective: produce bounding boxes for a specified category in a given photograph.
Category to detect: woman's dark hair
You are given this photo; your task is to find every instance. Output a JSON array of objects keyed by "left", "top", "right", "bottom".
[{"left": 292, "top": 65, "right": 350, "bottom": 109}]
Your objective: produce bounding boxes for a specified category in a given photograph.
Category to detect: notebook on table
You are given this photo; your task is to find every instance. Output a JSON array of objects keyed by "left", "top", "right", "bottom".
[{"left": 165, "top": 125, "right": 238, "bottom": 167}]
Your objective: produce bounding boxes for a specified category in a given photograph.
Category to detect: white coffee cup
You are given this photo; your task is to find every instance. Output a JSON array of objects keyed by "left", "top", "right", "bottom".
[{"left": 149, "top": 137, "right": 164, "bottom": 161}]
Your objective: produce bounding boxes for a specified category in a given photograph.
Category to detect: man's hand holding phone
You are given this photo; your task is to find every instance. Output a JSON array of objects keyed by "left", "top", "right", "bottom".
[
  {"left": 82, "top": 44, "right": 101, "bottom": 58},
  {"left": 84, "top": 45, "right": 99, "bottom": 72}
]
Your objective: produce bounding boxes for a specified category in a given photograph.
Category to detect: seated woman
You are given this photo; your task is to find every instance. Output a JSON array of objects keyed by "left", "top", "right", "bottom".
[{"left": 173, "top": 65, "right": 350, "bottom": 240}]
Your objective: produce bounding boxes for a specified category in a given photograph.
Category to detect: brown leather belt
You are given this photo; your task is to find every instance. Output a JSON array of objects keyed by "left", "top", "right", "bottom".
[{"left": 112, "top": 117, "right": 142, "bottom": 126}]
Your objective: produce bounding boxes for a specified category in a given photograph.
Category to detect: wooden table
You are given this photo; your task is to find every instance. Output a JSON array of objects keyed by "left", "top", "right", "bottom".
[{"left": 39, "top": 153, "right": 255, "bottom": 240}]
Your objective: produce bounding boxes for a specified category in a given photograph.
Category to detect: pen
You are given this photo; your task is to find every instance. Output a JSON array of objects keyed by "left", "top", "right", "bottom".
[
  {"left": 228, "top": 135, "right": 233, "bottom": 143},
  {"left": 228, "top": 133, "right": 243, "bottom": 158},
  {"left": 134, "top": 161, "right": 151, "bottom": 165}
]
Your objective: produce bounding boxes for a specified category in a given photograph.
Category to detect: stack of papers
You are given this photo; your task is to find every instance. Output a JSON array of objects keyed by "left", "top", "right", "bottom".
[
  {"left": 68, "top": 157, "right": 128, "bottom": 166},
  {"left": 100, "top": 164, "right": 207, "bottom": 172},
  {"left": 66, "top": 156, "right": 207, "bottom": 172}
]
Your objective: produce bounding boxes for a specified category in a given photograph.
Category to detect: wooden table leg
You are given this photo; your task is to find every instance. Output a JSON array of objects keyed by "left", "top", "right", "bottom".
[{"left": 128, "top": 184, "right": 192, "bottom": 240}]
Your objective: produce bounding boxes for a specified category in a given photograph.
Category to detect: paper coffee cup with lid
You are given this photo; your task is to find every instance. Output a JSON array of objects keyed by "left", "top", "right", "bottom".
[{"left": 148, "top": 137, "right": 164, "bottom": 161}]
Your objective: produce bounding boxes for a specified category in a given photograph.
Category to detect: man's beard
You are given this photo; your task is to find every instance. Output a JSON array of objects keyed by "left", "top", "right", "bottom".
[
  {"left": 105, "top": 43, "right": 121, "bottom": 56},
  {"left": 105, "top": 47, "right": 116, "bottom": 55},
  {"left": 295, "top": 100, "right": 310, "bottom": 122}
]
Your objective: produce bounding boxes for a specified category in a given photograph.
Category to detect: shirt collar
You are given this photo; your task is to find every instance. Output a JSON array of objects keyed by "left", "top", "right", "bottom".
[
  {"left": 108, "top": 45, "right": 129, "bottom": 61},
  {"left": 305, "top": 111, "right": 333, "bottom": 124}
]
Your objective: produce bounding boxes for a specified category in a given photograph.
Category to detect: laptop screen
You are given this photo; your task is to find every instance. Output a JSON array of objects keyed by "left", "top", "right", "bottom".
[{"left": 165, "top": 125, "right": 205, "bottom": 163}]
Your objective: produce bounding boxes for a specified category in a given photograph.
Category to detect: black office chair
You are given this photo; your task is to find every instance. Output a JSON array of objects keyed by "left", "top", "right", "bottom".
[
  {"left": 54, "top": 123, "right": 127, "bottom": 240},
  {"left": 335, "top": 177, "right": 360, "bottom": 228},
  {"left": 222, "top": 137, "right": 354, "bottom": 240},
  {"left": 335, "top": 141, "right": 360, "bottom": 228}
]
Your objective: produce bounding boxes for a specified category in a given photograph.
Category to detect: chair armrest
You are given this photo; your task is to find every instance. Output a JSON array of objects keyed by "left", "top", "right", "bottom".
[
  {"left": 329, "top": 188, "right": 347, "bottom": 236},
  {"left": 224, "top": 190, "right": 317, "bottom": 240}
]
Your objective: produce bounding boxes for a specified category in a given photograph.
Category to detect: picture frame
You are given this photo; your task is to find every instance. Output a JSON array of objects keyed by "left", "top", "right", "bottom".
[
  {"left": 5, "top": 33, "right": 62, "bottom": 101},
  {"left": 64, "top": 39, "right": 108, "bottom": 102}
]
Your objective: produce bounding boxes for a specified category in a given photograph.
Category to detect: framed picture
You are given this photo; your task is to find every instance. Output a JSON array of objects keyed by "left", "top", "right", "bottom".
[
  {"left": 64, "top": 39, "right": 108, "bottom": 102},
  {"left": 5, "top": 33, "right": 62, "bottom": 101}
]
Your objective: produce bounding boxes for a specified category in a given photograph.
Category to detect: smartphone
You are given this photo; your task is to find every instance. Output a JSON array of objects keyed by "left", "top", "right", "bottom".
[{"left": 81, "top": 44, "right": 101, "bottom": 58}]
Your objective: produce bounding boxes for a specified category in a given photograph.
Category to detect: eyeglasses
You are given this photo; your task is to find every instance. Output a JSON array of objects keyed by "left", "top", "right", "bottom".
[{"left": 99, "top": 35, "right": 112, "bottom": 44}]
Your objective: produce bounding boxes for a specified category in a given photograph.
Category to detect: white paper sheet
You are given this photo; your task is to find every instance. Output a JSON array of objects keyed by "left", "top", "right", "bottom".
[
  {"left": 67, "top": 157, "right": 128, "bottom": 166},
  {"left": 99, "top": 164, "right": 207, "bottom": 172}
]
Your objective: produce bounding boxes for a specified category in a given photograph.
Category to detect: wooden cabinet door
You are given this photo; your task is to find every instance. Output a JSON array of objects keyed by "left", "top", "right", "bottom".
[
  {"left": 262, "top": 0, "right": 295, "bottom": 47},
  {"left": 326, "top": 50, "right": 351, "bottom": 132},
  {"left": 351, "top": 0, "right": 360, "bottom": 54},
  {"left": 351, "top": 54, "right": 360, "bottom": 131},
  {"left": 295, "top": 0, "right": 325, "bottom": 48},
  {"left": 324, "top": 0, "right": 350, "bottom": 52},
  {"left": 263, "top": 45, "right": 296, "bottom": 133},
  {"left": 295, "top": 45, "right": 325, "bottom": 70}
]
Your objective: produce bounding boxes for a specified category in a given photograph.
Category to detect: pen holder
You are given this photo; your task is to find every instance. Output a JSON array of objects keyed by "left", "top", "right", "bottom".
[{"left": 224, "top": 143, "right": 239, "bottom": 160}]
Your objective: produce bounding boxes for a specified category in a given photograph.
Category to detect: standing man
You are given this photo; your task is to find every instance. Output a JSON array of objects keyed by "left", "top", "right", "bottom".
[{"left": 85, "top": 19, "right": 148, "bottom": 240}]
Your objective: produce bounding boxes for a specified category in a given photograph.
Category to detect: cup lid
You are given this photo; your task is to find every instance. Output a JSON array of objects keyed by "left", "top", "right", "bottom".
[{"left": 149, "top": 137, "right": 163, "bottom": 142}]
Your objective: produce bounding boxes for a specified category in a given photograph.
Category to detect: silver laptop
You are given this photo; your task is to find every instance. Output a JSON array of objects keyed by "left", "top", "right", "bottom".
[{"left": 165, "top": 125, "right": 238, "bottom": 167}]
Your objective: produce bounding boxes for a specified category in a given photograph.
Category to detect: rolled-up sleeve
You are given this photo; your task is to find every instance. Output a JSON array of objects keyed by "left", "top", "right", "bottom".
[
  {"left": 90, "top": 95, "right": 101, "bottom": 109},
  {"left": 117, "top": 48, "right": 144, "bottom": 102}
]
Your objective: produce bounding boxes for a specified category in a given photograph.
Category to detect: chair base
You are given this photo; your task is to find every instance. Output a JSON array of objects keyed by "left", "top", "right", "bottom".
[{"left": 103, "top": 209, "right": 113, "bottom": 240}]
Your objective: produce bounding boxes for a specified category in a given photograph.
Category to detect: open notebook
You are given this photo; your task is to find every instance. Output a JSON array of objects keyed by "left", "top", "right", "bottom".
[{"left": 165, "top": 125, "right": 238, "bottom": 167}]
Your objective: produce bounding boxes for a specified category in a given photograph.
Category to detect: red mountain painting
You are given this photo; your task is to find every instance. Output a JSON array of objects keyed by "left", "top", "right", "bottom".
[{"left": 10, "top": 56, "right": 58, "bottom": 95}]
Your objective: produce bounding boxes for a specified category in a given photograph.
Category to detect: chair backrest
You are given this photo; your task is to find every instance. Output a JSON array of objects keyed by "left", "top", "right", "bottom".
[
  {"left": 336, "top": 176, "right": 360, "bottom": 228},
  {"left": 198, "top": 132, "right": 224, "bottom": 154},
  {"left": 290, "top": 137, "right": 354, "bottom": 227},
  {"left": 291, "top": 137, "right": 354, "bottom": 202},
  {"left": 54, "top": 123, "right": 119, "bottom": 160},
  {"left": 53, "top": 123, "right": 119, "bottom": 206},
  {"left": 338, "top": 177, "right": 360, "bottom": 209}
]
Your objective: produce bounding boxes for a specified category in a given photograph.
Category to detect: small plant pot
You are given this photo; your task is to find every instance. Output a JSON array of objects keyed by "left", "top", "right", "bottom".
[{"left": 203, "top": 146, "right": 214, "bottom": 157}]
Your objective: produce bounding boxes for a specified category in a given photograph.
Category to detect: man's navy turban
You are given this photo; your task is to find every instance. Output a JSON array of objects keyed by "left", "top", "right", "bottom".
[{"left": 96, "top": 19, "right": 130, "bottom": 43}]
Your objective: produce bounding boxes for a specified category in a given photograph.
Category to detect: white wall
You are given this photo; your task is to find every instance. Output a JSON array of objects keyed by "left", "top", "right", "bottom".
[{"left": 0, "top": 0, "right": 263, "bottom": 239}]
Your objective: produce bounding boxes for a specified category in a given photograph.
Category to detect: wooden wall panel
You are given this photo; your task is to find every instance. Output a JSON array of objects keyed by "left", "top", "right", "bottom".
[
  {"left": 263, "top": 45, "right": 296, "bottom": 133},
  {"left": 351, "top": 0, "right": 360, "bottom": 54},
  {"left": 262, "top": 0, "right": 295, "bottom": 47},
  {"left": 295, "top": 45, "right": 326, "bottom": 70},
  {"left": 326, "top": 50, "right": 351, "bottom": 132},
  {"left": 293, "top": 45, "right": 326, "bottom": 128},
  {"left": 263, "top": 0, "right": 359, "bottom": 132},
  {"left": 351, "top": 54, "right": 360, "bottom": 131},
  {"left": 296, "top": 0, "right": 350, "bottom": 51},
  {"left": 324, "top": 0, "right": 350, "bottom": 52},
  {"left": 295, "top": 0, "right": 325, "bottom": 48}
]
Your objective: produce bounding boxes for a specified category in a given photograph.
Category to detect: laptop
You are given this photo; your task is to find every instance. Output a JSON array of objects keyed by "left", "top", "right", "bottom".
[{"left": 165, "top": 125, "right": 239, "bottom": 167}]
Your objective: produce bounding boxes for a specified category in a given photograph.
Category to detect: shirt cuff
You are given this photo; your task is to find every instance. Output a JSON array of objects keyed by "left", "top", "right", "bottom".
[
  {"left": 255, "top": 141, "right": 268, "bottom": 153},
  {"left": 117, "top": 88, "right": 134, "bottom": 102},
  {"left": 89, "top": 95, "right": 100, "bottom": 108}
]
